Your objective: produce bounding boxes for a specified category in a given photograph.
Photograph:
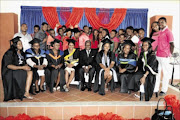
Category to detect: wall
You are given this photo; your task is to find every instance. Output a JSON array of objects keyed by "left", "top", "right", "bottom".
[{"left": 0, "top": 0, "right": 179, "bottom": 79}]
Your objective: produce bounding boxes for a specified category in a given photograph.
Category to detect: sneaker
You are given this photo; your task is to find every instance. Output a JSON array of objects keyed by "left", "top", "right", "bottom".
[
  {"left": 53, "top": 87, "right": 56, "bottom": 92},
  {"left": 65, "top": 88, "right": 69, "bottom": 92},
  {"left": 63, "top": 85, "right": 67, "bottom": 90},
  {"left": 56, "top": 86, "right": 60, "bottom": 91}
]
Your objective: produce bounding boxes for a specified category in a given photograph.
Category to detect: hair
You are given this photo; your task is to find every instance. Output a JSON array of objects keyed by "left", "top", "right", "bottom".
[
  {"left": 111, "top": 29, "right": 117, "bottom": 34},
  {"left": 103, "top": 28, "right": 110, "bottom": 39},
  {"left": 158, "top": 17, "right": 167, "bottom": 22},
  {"left": 133, "top": 28, "right": 139, "bottom": 33},
  {"left": 49, "top": 29, "right": 54, "bottom": 32},
  {"left": 58, "top": 27, "right": 63, "bottom": 33},
  {"left": 85, "top": 40, "right": 91, "bottom": 46},
  {"left": 119, "top": 29, "right": 125, "bottom": 33},
  {"left": 89, "top": 27, "right": 92, "bottom": 30},
  {"left": 34, "top": 25, "right": 40, "bottom": 30},
  {"left": 149, "top": 21, "right": 159, "bottom": 38},
  {"left": 119, "top": 33, "right": 126, "bottom": 38},
  {"left": 83, "top": 25, "right": 88, "bottom": 29},
  {"left": 92, "top": 29, "right": 99, "bottom": 42},
  {"left": 126, "top": 26, "right": 134, "bottom": 31},
  {"left": 138, "top": 28, "right": 145, "bottom": 33},
  {"left": 10, "top": 40, "right": 24, "bottom": 55},
  {"left": 62, "top": 25, "right": 66, "bottom": 28},
  {"left": 41, "top": 22, "right": 48, "bottom": 26},
  {"left": 21, "top": 23, "right": 27, "bottom": 27},
  {"left": 99, "top": 27, "right": 103, "bottom": 29}
]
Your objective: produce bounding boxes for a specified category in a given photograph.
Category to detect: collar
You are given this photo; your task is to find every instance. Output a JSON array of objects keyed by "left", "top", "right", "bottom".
[{"left": 161, "top": 26, "right": 168, "bottom": 32}]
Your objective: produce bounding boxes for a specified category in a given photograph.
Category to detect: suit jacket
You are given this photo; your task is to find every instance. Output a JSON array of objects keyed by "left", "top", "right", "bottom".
[{"left": 79, "top": 49, "right": 98, "bottom": 68}]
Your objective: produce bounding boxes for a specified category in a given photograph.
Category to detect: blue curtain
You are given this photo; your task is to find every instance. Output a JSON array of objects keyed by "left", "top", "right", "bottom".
[{"left": 21, "top": 6, "right": 148, "bottom": 36}]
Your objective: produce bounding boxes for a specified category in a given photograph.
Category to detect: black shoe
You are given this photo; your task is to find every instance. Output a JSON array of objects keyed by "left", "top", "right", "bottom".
[
  {"left": 81, "top": 87, "right": 86, "bottom": 91},
  {"left": 128, "top": 90, "right": 131, "bottom": 94},
  {"left": 140, "top": 92, "right": 144, "bottom": 101},
  {"left": 155, "top": 92, "right": 158, "bottom": 98},
  {"left": 159, "top": 91, "right": 166, "bottom": 96},
  {"left": 40, "top": 88, "right": 45, "bottom": 92},
  {"left": 88, "top": 88, "right": 92, "bottom": 91},
  {"left": 35, "top": 86, "right": 40, "bottom": 93}
]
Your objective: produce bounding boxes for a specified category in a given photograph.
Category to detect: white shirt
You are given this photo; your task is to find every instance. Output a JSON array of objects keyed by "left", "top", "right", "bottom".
[
  {"left": 14, "top": 32, "right": 32, "bottom": 52},
  {"left": 86, "top": 49, "right": 91, "bottom": 57},
  {"left": 131, "top": 35, "right": 139, "bottom": 43}
]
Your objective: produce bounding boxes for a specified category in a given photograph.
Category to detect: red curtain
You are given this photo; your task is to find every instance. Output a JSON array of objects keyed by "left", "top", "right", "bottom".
[
  {"left": 60, "top": 7, "right": 71, "bottom": 22},
  {"left": 65, "top": 8, "right": 84, "bottom": 28},
  {"left": 42, "top": 7, "right": 61, "bottom": 29},
  {"left": 98, "top": 8, "right": 110, "bottom": 24},
  {"left": 85, "top": 8, "right": 127, "bottom": 31}
]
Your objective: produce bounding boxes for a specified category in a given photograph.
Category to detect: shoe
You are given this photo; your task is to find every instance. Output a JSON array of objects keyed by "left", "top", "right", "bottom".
[
  {"left": 23, "top": 95, "right": 33, "bottom": 100},
  {"left": 53, "top": 87, "right": 57, "bottom": 92},
  {"left": 159, "top": 91, "right": 166, "bottom": 96},
  {"left": 35, "top": 86, "right": 40, "bottom": 93},
  {"left": 155, "top": 92, "right": 158, "bottom": 98},
  {"left": 105, "top": 88, "right": 108, "bottom": 92},
  {"left": 81, "top": 87, "right": 86, "bottom": 91},
  {"left": 140, "top": 92, "right": 144, "bottom": 101},
  {"left": 40, "top": 87, "right": 46, "bottom": 92},
  {"left": 88, "top": 88, "right": 92, "bottom": 91},
  {"left": 56, "top": 86, "right": 60, "bottom": 91},
  {"left": 65, "top": 87, "right": 69, "bottom": 92},
  {"left": 63, "top": 85, "right": 67, "bottom": 90},
  {"left": 128, "top": 90, "right": 131, "bottom": 94}
]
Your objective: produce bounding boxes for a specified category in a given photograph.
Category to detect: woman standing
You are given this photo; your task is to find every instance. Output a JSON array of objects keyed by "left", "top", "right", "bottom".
[
  {"left": 1, "top": 36, "right": 33, "bottom": 101},
  {"left": 89, "top": 29, "right": 99, "bottom": 50}
]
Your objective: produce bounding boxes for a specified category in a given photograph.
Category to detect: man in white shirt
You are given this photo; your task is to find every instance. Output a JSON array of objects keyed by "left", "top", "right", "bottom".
[{"left": 14, "top": 23, "right": 32, "bottom": 52}]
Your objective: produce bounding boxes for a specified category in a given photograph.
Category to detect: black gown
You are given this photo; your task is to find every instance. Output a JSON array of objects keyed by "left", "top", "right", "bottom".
[
  {"left": 1, "top": 49, "right": 27, "bottom": 101},
  {"left": 118, "top": 52, "right": 137, "bottom": 93},
  {"left": 46, "top": 49, "right": 66, "bottom": 92},
  {"left": 129, "top": 51, "right": 158, "bottom": 101},
  {"left": 93, "top": 50, "right": 118, "bottom": 95}
]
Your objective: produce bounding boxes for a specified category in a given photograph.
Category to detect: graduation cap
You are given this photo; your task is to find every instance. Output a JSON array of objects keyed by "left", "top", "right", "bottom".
[
  {"left": 66, "top": 39, "right": 76, "bottom": 45},
  {"left": 65, "top": 28, "right": 72, "bottom": 33},
  {"left": 73, "top": 28, "right": 80, "bottom": 33},
  {"left": 29, "top": 38, "right": 41, "bottom": 45},
  {"left": 102, "top": 38, "right": 113, "bottom": 45},
  {"left": 10, "top": 36, "right": 21, "bottom": 46},
  {"left": 122, "top": 40, "right": 135, "bottom": 47},
  {"left": 141, "top": 37, "right": 155, "bottom": 43},
  {"left": 50, "top": 39, "right": 61, "bottom": 47}
]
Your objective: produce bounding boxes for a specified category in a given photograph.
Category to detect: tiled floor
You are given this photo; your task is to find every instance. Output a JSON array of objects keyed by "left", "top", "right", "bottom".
[{"left": 0, "top": 78, "right": 179, "bottom": 102}]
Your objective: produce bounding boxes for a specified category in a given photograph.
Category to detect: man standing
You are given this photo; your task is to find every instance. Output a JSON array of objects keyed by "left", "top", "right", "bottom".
[
  {"left": 79, "top": 25, "right": 90, "bottom": 50},
  {"left": 31, "top": 25, "right": 40, "bottom": 39},
  {"left": 154, "top": 17, "right": 174, "bottom": 96},
  {"left": 14, "top": 23, "right": 32, "bottom": 52},
  {"left": 34, "top": 22, "right": 48, "bottom": 50},
  {"left": 79, "top": 40, "right": 97, "bottom": 91}
]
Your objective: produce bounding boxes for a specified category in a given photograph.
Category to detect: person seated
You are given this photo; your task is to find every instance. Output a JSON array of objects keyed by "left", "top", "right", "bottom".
[
  {"left": 63, "top": 39, "right": 80, "bottom": 92},
  {"left": 46, "top": 39, "right": 66, "bottom": 93},
  {"left": 94, "top": 38, "right": 118, "bottom": 95},
  {"left": 79, "top": 40, "right": 98, "bottom": 91},
  {"left": 117, "top": 40, "right": 137, "bottom": 93},
  {"left": 1, "top": 36, "right": 33, "bottom": 101},
  {"left": 26, "top": 38, "right": 48, "bottom": 94},
  {"left": 129, "top": 37, "right": 158, "bottom": 101}
]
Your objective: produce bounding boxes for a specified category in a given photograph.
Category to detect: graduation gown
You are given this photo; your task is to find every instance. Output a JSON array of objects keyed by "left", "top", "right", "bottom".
[
  {"left": 1, "top": 49, "right": 27, "bottom": 101},
  {"left": 129, "top": 51, "right": 158, "bottom": 101},
  {"left": 93, "top": 50, "right": 118, "bottom": 95},
  {"left": 118, "top": 52, "right": 137, "bottom": 93},
  {"left": 46, "top": 49, "right": 66, "bottom": 92},
  {"left": 64, "top": 48, "right": 80, "bottom": 81}
]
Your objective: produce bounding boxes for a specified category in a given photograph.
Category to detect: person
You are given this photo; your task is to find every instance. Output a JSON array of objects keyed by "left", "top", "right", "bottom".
[
  {"left": 62, "top": 25, "right": 67, "bottom": 33},
  {"left": 72, "top": 28, "right": 80, "bottom": 49},
  {"left": 117, "top": 34, "right": 126, "bottom": 54},
  {"left": 31, "top": 25, "right": 40, "bottom": 39},
  {"left": 55, "top": 27, "right": 64, "bottom": 51},
  {"left": 34, "top": 22, "right": 48, "bottom": 50},
  {"left": 79, "top": 25, "right": 89, "bottom": 50},
  {"left": 89, "top": 27, "right": 93, "bottom": 35},
  {"left": 63, "top": 39, "right": 80, "bottom": 92},
  {"left": 98, "top": 28, "right": 110, "bottom": 52},
  {"left": 14, "top": 23, "right": 32, "bottom": 52},
  {"left": 89, "top": 29, "right": 99, "bottom": 49},
  {"left": 46, "top": 39, "right": 65, "bottom": 93},
  {"left": 129, "top": 37, "right": 158, "bottom": 101},
  {"left": 133, "top": 28, "right": 139, "bottom": 37},
  {"left": 117, "top": 40, "right": 136, "bottom": 93},
  {"left": 79, "top": 40, "right": 98, "bottom": 91},
  {"left": 26, "top": 38, "right": 48, "bottom": 94},
  {"left": 110, "top": 30, "right": 119, "bottom": 54},
  {"left": 1, "top": 36, "right": 33, "bottom": 101},
  {"left": 94, "top": 38, "right": 118, "bottom": 95},
  {"left": 137, "top": 28, "right": 145, "bottom": 57},
  {"left": 150, "top": 21, "right": 160, "bottom": 51},
  {"left": 99, "top": 27, "right": 103, "bottom": 33},
  {"left": 155, "top": 17, "right": 174, "bottom": 96},
  {"left": 62, "top": 28, "right": 72, "bottom": 51},
  {"left": 117, "top": 29, "right": 125, "bottom": 38},
  {"left": 46, "top": 29, "right": 55, "bottom": 49}
]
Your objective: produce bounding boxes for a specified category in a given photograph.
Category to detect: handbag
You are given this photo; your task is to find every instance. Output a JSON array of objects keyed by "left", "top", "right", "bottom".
[{"left": 151, "top": 98, "right": 175, "bottom": 120}]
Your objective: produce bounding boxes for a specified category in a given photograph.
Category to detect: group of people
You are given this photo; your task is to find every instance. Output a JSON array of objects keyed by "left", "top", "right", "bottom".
[{"left": 1, "top": 17, "right": 174, "bottom": 102}]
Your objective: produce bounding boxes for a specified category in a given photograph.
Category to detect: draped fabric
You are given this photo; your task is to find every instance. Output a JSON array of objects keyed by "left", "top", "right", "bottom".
[
  {"left": 20, "top": 6, "right": 148, "bottom": 36},
  {"left": 85, "top": 8, "right": 127, "bottom": 31},
  {"left": 42, "top": 7, "right": 60, "bottom": 29}
]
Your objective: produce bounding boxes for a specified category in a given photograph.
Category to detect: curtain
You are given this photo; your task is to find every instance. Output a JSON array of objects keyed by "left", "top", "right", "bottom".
[
  {"left": 59, "top": 7, "right": 71, "bottom": 23},
  {"left": 85, "top": 8, "right": 127, "bottom": 31},
  {"left": 97, "top": 8, "right": 110, "bottom": 24}
]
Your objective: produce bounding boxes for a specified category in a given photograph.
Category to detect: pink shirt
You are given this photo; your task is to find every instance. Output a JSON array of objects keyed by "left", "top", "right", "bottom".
[
  {"left": 151, "top": 31, "right": 160, "bottom": 51},
  {"left": 79, "top": 33, "right": 89, "bottom": 50},
  {"left": 156, "top": 26, "right": 174, "bottom": 57},
  {"left": 112, "top": 37, "right": 119, "bottom": 42}
]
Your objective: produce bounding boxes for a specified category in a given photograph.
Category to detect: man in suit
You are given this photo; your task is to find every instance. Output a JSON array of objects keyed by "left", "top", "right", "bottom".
[{"left": 79, "top": 40, "right": 98, "bottom": 91}]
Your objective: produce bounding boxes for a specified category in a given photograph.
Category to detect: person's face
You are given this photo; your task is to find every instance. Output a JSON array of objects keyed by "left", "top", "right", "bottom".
[
  {"left": 42, "top": 24, "right": 48, "bottom": 31},
  {"left": 84, "top": 27, "right": 89, "bottom": 34},
  {"left": 119, "top": 35, "right": 126, "bottom": 43},
  {"left": 59, "top": 29, "right": 64, "bottom": 36},
  {"left": 118, "top": 30, "right": 124, "bottom": 35},
  {"left": 159, "top": 19, "right": 166, "bottom": 29},
  {"left": 99, "top": 33, "right": 103, "bottom": 40},
  {"left": 80, "top": 31, "right": 83, "bottom": 35},
  {"left": 94, "top": 30, "right": 98, "bottom": 36},
  {"left": 85, "top": 42, "right": 91, "bottom": 50},
  {"left": 17, "top": 41, "right": 23, "bottom": 50},
  {"left": 89, "top": 29, "right": 92, "bottom": 33},
  {"left": 47, "top": 25, "right": 51, "bottom": 31},
  {"left": 34, "top": 27, "right": 39, "bottom": 33},
  {"left": 53, "top": 43, "right": 60, "bottom": 50},
  {"left": 62, "top": 27, "right": 66, "bottom": 32},
  {"left": 102, "top": 30, "right": 107, "bottom": 37},
  {"left": 74, "top": 32, "right": 80, "bottom": 38},
  {"left": 68, "top": 42, "right": 74, "bottom": 50},
  {"left": 21, "top": 24, "right": 28, "bottom": 32},
  {"left": 66, "top": 31, "right": 72, "bottom": 37},
  {"left": 50, "top": 30, "right": 55, "bottom": 37},
  {"left": 142, "top": 42, "right": 149, "bottom": 52},
  {"left": 152, "top": 23, "right": 159, "bottom": 32},
  {"left": 123, "top": 44, "right": 131, "bottom": 54},
  {"left": 134, "top": 31, "right": 138, "bottom": 36},
  {"left": 110, "top": 31, "right": 116, "bottom": 38},
  {"left": 99, "top": 28, "right": 103, "bottom": 32},
  {"left": 126, "top": 29, "right": 133, "bottom": 36},
  {"left": 139, "top": 30, "right": 145, "bottom": 39},
  {"left": 103, "top": 43, "right": 110, "bottom": 52},
  {"left": 33, "top": 43, "right": 40, "bottom": 51}
]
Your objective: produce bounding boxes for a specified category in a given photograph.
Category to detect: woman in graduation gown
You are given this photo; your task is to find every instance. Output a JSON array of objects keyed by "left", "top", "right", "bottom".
[
  {"left": 46, "top": 39, "right": 66, "bottom": 93},
  {"left": 63, "top": 39, "right": 80, "bottom": 92},
  {"left": 118, "top": 40, "right": 137, "bottom": 93},
  {"left": 1, "top": 36, "right": 33, "bottom": 101},
  {"left": 129, "top": 37, "right": 158, "bottom": 101},
  {"left": 94, "top": 38, "right": 118, "bottom": 95},
  {"left": 26, "top": 38, "right": 48, "bottom": 93}
]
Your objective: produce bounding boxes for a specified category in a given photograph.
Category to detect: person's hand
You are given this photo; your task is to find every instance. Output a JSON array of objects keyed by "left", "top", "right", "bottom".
[
  {"left": 56, "top": 23, "right": 60, "bottom": 28},
  {"left": 22, "top": 66, "right": 31, "bottom": 71},
  {"left": 140, "top": 76, "right": 146, "bottom": 85},
  {"left": 69, "top": 25, "right": 73, "bottom": 29},
  {"left": 74, "top": 24, "right": 78, "bottom": 28},
  {"left": 55, "top": 66, "right": 59, "bottom": 69},
  {"left": 38, "top": 65, "right": 44, "bottom": 70},
  {"left": 119, "top": 68, "right": 126, "bottom": 73},
  {"left": 43, "top": 38, "right": 47, "bottom": 43},
  {"left": 135, "top": 67, "right": 138, "bottom": 72},
  {"left": 104, "top": 70, "right": 110, "bottom": 77},
  {"left": 51, "top": 65, "right": 56, "bottom": 68}
]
